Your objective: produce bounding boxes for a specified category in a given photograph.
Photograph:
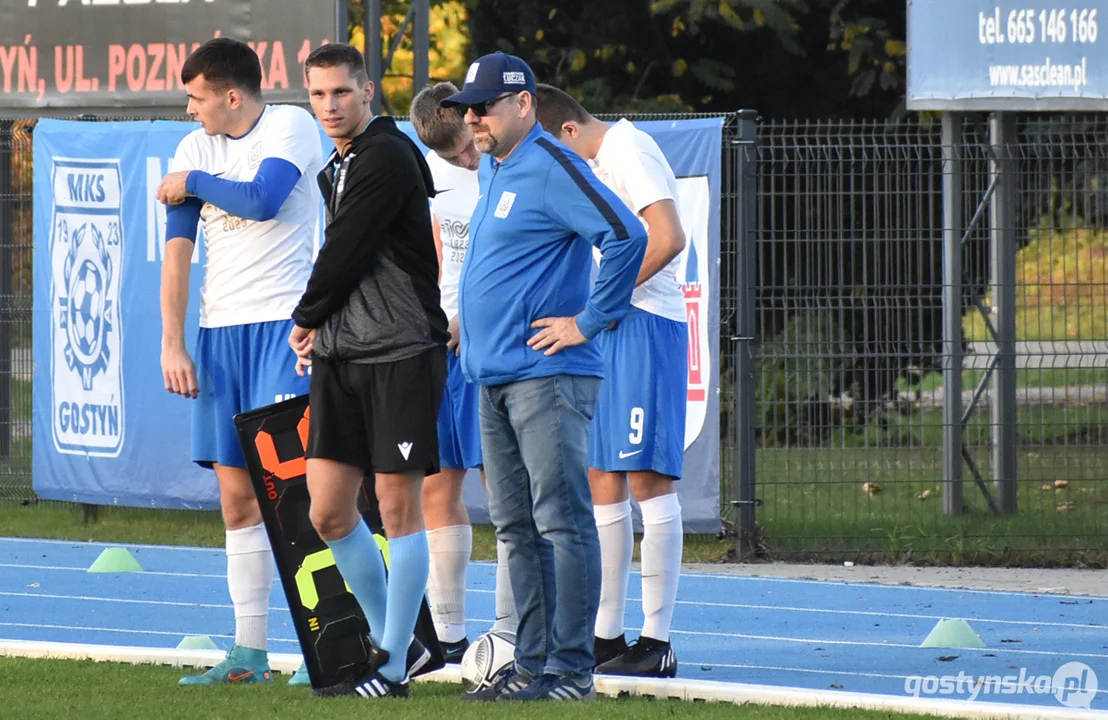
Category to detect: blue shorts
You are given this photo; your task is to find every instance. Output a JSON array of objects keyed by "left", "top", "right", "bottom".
[
  {"left": 437, "top": 351, "right": 483, "bottom": 470},
  {"left": 589, "top": 308, "right": 688, "bottom": 479},
  {"left": 192, "top": 319, "right": 310, "bottom": 469}
]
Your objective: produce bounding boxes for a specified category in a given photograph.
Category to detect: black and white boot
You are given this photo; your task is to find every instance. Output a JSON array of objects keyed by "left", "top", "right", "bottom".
[{"left": 594, "top": 636, "right": 677, "bottom": 678}]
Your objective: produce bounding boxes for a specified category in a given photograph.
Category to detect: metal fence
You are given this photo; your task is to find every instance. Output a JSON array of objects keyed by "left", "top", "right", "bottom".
[
  {"left": 0, "top": 121, "right": 33, "bottom": 501},
  {"left": 750, "top": 114, "right": 1108, "bottom": 565},
  {"left": 2, "top": 113, "right": 1106, "bottom": 566}
]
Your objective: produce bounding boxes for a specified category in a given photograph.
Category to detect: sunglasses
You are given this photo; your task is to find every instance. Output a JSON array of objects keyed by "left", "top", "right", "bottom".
[{"left": 460, "top": 92, "right": 516, "bottom": 117}]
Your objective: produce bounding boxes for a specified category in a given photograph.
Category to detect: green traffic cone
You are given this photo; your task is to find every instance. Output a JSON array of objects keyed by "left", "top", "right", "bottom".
[
  {"left": 176, "top": 635, "right": 220, "bottom": 650},
  {"left": 920, "top": 618, "right": 987, "bottom": 649},
  {"left": 86, "top": 547, "right": 143, "bottom": 573}
]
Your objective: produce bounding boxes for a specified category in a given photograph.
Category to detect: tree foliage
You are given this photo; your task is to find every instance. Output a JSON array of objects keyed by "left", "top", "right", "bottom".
[
  {"left": 463, "top": 0, "right": 907, "bottom": 118},
  {"left": 347, "top": 0, "right": 471, "bottom": 113},
  {"left": 341, "top": 0, "right": 908, "bottom": 118},
  {"left": 828, "top": 0, "right": 907, "bottom": 111}
]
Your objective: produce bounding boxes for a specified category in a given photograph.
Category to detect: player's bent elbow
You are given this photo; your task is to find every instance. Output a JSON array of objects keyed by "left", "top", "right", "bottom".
[
  {"left": 241, "top": 201, "right": 280, "bottom": 223},
  {"left": 668, "top": 230, "right": 687, "bottom": 254},
  {"left": 254, "top": 194, "right": 289, "bottom": 222},
  {"left": 649, "top": 228, "right": 684, "bottom": 258}
]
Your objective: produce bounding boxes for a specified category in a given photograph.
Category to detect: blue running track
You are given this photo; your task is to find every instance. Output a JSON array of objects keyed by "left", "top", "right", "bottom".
[{"left": 1, "top": 537, "right": 1105, "bottom": 712}]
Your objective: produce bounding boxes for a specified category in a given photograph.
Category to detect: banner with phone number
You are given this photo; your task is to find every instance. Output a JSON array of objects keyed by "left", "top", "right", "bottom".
[{"left": 908, "top": 0, "right": 1108, "bottom": 110}]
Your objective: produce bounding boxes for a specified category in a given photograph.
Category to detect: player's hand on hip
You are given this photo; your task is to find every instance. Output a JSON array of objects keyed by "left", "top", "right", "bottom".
[
  {"left": 156, "top": 171, "right": 191, "bottom": 206},
  {"left": 289, "top": 326, "right": 316, "bottom": 377},
  {"left": 161, "top": 346, "right": 199, "bottom": 398},
  {"left": 447, "top": 314, "right": 461, "bottom": 356},
  {"left": 295, "top": 354, "right": 312, "bottom": 378},
  {"left": 289, "top": 325, "right": 315, "bottom": 357},
  {"left": 528, "top": 316, "right": 588, "bottom": 356}
]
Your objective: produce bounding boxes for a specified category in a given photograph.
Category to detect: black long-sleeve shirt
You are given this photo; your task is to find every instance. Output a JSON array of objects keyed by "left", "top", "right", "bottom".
[{"left": 293, "top": 117, "right": 448, "bottom": 363}]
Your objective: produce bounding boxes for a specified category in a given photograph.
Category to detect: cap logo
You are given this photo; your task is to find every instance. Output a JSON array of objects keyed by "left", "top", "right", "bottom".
[
  {"left": 502, "top": 71, "right": 526, "bottom": 85},
  {"left": 465, "top": 62, "right": 480, "bottom": 83}
]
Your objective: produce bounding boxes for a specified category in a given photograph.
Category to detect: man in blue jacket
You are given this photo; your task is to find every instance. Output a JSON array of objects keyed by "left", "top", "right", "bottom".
[{"left": 441, "top": 53, "right": 647, "bottom": 702}]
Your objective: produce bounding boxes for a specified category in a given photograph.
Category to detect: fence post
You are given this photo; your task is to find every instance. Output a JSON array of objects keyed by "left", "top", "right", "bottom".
[
  {"left": 941, "top": 112, "right": 963, "bottom": 515},
  {"left": 413, "top": 0, "right": 430, "bottom": 93},
  {"left": 0, "top": 121, "right": 12, "bottom": 461},
  {"left": 335, "top": 0, "right": 350, "bottom": 42},
  {"left": 365, "top": 0, "right": 382, "bottom": 116},
  {"left": 733, "top": 110, "right": 759, "bottom": 558},
  {"left": 989, "top": 112, "right": 1018, "bottom": 515}
]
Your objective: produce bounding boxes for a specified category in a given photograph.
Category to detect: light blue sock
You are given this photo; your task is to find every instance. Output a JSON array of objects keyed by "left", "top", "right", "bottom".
[
  {"left": 378, "top": 530, "right": 430, "bottom": 683},
  {"left": 326, "top": 522, "right": 388, "bottom": 645}
]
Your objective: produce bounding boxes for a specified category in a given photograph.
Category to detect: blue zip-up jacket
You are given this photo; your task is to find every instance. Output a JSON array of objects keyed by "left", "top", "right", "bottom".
[{"left": 459, "top": 122, "right": 647, "bottom": 386}]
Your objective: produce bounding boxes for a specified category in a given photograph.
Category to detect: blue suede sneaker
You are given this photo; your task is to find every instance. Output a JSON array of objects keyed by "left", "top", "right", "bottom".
[
  {"left": 460, "top": 665, "right": 533, "bottom": 702},
  {"left": 501, "top": 672, "right": 595, "bottom": 701}
]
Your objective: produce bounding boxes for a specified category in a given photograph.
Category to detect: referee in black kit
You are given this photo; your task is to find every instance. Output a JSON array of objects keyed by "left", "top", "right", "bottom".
[{"left": 287, "top": 43, "right": 449, "bottom": 699}]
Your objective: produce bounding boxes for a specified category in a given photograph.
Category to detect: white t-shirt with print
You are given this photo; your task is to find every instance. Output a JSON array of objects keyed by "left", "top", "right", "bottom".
[{"left": 426, "top": 149, "right": 480, "bottom": 321}]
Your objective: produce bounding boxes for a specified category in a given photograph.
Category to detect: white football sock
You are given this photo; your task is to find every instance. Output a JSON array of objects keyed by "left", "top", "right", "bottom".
[
  {"left": 490, "top": 538, "right": 518, "bottom": 639},
  {"left": 594, "top": 499, "right": 633, "bottom": 640},
  {"left": 225, "top": 522, "right": 274, "bottom": 652},
  {"left": 426, "top": 524, "right": 472, "bottom": 643},
  {"left": 639, "top": 493, "right": 683, "bottom": 642}
]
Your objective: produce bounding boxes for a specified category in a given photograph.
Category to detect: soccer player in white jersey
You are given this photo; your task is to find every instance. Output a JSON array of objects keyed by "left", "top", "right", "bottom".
[
  {"left": 536, "top": 84, "right": 688, "bottom": 678},
  {"left": 409, "top": 81, "right": 519, "bottom": 656},
  {"left": 156, "top": 37, "right": 322, "bottom": 686}
]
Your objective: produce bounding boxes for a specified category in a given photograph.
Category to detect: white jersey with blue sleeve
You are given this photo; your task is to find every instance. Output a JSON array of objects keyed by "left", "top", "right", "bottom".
[
  {"left": 590, "top": 118, "right": 685, "bottom": 322},
  {"left": 170, "top": 104, "right": 323, "bottom": 329}
]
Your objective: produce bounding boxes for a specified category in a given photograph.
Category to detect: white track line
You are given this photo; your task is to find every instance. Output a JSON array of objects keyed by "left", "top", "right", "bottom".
[
  {"left": 7, "top": 539, "right": 1104, "bottom": 600},
  {"left": 0, "top": 563, "right": 225, "bottom": 579},
  {"left": 4, "top": 583, "right": 1098, "bottom": 631},
  {"left": 0, "top": 591, "right": 292, "bottom": 614},
  {"left": 4, "top": 612, "right": 1096, "bottom": 662},
  {"left": 0, "top": 536, "right": 226, "bottom": 554},
  {"left": 647, "top": 571, "right": 1108, "bottom": 598},
  {"left": 1, "top": 639, "right": 1103, "bottom": 720},
  {"left": 665, "top": 628, "right": 1108, "bottom": 660},
  {"left": 661, "top": 597, "right": 1105, "bottom": 629},
  {"left": 0, "top": 621, "right": 298, "bottom": 644}
]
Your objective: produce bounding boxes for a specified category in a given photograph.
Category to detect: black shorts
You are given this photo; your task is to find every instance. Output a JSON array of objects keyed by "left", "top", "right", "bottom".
[{"left": 306, "top": 349, "right": 446, "bottom": 475}]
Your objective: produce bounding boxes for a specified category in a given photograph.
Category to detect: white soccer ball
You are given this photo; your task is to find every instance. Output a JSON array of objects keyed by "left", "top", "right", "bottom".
[{"left": 459, "top": 631, "right": 516, "bottom": 692}]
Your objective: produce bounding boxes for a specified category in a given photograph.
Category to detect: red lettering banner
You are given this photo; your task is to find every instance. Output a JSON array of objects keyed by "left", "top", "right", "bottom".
[{"left": 0, "top": 0, "right": 338, "bottom": 113}]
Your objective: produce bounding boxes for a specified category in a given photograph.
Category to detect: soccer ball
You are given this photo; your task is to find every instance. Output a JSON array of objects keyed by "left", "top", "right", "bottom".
[{"left": 459, "top": 631, "right": 516, "bottom": 692}]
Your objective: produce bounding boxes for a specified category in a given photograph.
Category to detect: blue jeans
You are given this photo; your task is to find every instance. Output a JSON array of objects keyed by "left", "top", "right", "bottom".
[{"left": 480, "top": 374, "right": 602, "bottom": 680}]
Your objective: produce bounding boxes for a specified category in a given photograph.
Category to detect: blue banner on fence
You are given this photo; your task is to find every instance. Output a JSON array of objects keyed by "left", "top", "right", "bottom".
[
  {"left": 33, "top": 115, "right": 723, "bottom": 532},
  {"left": 908, "top": 0, "right": 1108, "bottom": 110}
]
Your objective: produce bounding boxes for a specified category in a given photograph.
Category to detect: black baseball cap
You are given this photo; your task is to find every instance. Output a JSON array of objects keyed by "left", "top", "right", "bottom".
[{"left": 440, "top": 52, "right": 536, "bottom": 108}]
